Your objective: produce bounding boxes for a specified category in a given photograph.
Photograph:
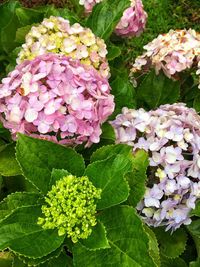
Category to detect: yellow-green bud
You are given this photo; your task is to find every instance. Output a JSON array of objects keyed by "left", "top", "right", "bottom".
[{"left": 38, "top": 174, "right": 101, "bottom": 243}]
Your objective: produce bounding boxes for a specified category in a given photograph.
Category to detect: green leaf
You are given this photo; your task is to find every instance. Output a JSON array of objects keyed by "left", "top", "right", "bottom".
[
  {"left": 18, "top": 245, "right": 64, "bottom": 266},
  {"left": 0, "top": 192, "right": 41, "bottom": 222},
  {"left": 190, "top": 201, "right": 200, "bottom": 217},
  {"left": 15, "top": 7, "right": 44, "bottom": 26},
  {"left": 1, "top": 12, "right": 21, "bottom": 53},
  {"left": 80, "top": 220, "right": 110, "bottom": 250},
  {"left": 91, "top": 144, "right": 132, "bottom": 163},
  {"left": 190, "top": 259, "right": 200, "bottom": 267},
  {"left": 160, "top": 256, "right": 187, "bottom": 267},
  {"left": 0, "top": 252, "right": 13, "bottom": 267},
  {"left": 15, "top": 25, "right": 32, "bottom": 44},
  {"left": 193, "top": 92, "right": 200, "bottom": 112},
  {"left": 154, "top": 227, "right": 187, "bottom": 259},
  {"left": 144, "top": 225, "right": 160, "bottom": 267},
  {"left": 40, "top": 252, "right": 73, "bottom": 267},
  {"left": 100, "top": 123, "right": 115, "bottom": 142},
  {"left": 50, "top": 169, "right": 70, "bottom": 189},
  {"left": 73, "top": 205, "right": 156, "bottom": 267},
  {"left": 126, "top": 150, "right": 149, "bottom": 207},
  {"left": 13, "top": 257, "right": 26, "bottom": 267},
  {"left": 0, "top": 1, "right": 21, "bottom": 52},
  {"left": 86, "top": 0, "right": 130, "bottom": 40},
  {"left": 0, "top": 205, "right": 65, "bottom": 258},
  {"left": 137, "top": 70, "right": 180, "bottom": 109},
  {"left": 85, "top": 154, "right": 131, "bottom": 209},
  {"left": 110, "top": 76, "right": 136, "bottom": 118},
  {"left": 107, "top": 45, "right": 121, "bottom": 61},
  {"left": 0, "top": 143, "right": 21, "bottom": 177},
  {"left": 187, "top": 219, "right": 200, "bottom": 257},
  {"left": 16, "top": 134, "right": 85, "bottom": 195}
]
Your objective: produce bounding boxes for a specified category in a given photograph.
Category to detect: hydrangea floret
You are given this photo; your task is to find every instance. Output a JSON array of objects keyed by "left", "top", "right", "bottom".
[
  {"left": 17, "top": 16, "right": 110, "bottom": 78},
  {"left": 0, "top": 53, "right": 115, "bottom": 146},
  {"left": 38, "top": 174, "right": 101, "bottom": 243},
  {"left": 111, "top": 103, "right": 200, "bottom": 231},
  {"left": 79, "top": 0, "right": 147, "bottom": 38},
  {"left": 131, "top": 29, "right": 200, "bottom": 87}
]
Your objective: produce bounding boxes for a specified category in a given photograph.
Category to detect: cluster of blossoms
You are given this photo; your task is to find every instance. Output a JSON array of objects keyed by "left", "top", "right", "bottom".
[
  {"left": 131, "top": 29, "right": 200, "bottom": 87},
  {"left": 0, "top": 54, "right": 114, "bottom": 146},
  {"left": 38, "top": 175, "right": 101, "bottom": 243},
  {"left": 111, "top": 103, "right": 200, "bottom": 230},
  {"left": 79, "top": 0, "right": 147, "bottom": 38},
  {"left": 17, "top": 16, "right": 110, "bottom": 78}
]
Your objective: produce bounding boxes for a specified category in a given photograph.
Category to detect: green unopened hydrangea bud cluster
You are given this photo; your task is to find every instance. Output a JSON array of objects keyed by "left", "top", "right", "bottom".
[{"left": 37, "top": 174, "right": 101, "bottom": 243}]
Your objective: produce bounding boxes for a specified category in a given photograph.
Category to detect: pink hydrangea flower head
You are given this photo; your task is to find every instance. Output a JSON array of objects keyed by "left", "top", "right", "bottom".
[
  {"left": 111, "top": 103, "right": 200, "bottom": 230},
  {"left": 131, "top": 29, "right": 200, "bottom": 87},
  {"left": 79, "top": 0, "right": 147, "bottom": 38},
  {"left": 115, "top": 0, "right": 147, "bottom": 38},
  {"left": 0, "top": 54, "right": 115, "bottom": 146},
  {"left": 17, "top": 16, "right": 110, "bottom": 78}
]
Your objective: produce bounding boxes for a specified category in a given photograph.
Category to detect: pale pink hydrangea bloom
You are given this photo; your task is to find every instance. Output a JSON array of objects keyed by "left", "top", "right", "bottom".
[
  {"left": 79, "top": 0, "right": 147, "bottom": 38},
  {"left": 0, "top": 54, "right": 115, "bottom": 146},
  {"left": 111, "top": 103, "right": 200, "bottom": 230},
  {"left": 132, "top": 29, "right": 200, "bottom": 88},
  {"left": 17, "top": 16, "right": 110, "bottom": 78}
]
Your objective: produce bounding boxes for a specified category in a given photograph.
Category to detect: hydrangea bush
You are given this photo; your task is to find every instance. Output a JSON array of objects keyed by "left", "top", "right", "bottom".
[{"left": 0, "top": 0, "right": 200, "bottom": 267}]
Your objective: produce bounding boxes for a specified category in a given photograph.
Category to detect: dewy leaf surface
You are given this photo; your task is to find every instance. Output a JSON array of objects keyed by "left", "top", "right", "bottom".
[
  {"left": 85, "top": 154, "right": 131, "bottom": 209},
  {"left": 16, "top": 134, "right": 85, "bottom": 194},
  {"left": 0, "top": 205, "right": 65, "bottom": 258},
  {"left": 73, "top": 206, "right": 156, "bottom": 267}
]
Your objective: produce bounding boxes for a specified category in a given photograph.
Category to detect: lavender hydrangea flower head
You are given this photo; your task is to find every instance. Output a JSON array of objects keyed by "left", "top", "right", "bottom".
[
  {"left": 17, "top": 16, "right": 110, "bottom": 78},
  {"left": 111, "top": 103, "right": 200, "bottom": 230},
  {"left": 79, "top": 0, "right": 147, "bottom": 38},
  {"left": 131, "top": 29, "right": 200, "bottom": 87},
  {"left": 0, "top": 54, "right": 114, "bottom": 146}
]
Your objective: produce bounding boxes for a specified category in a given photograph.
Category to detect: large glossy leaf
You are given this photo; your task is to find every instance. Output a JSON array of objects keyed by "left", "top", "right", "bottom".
[
  {"left": 190, "top": 201, "right": 200, "bottom": 217},
  {"left": 110, "top": 76, "right": 136, "bottom": 118},
  {"left": 0, "top": 192, "right": 41, "bottom": 222},
  {"left": 0, "top": 143, "right": 21, "bottom": 177},
  {"left": 187, "top": 219, "right": 200, "bottom": 257},
  {"left": 0, "top": 205, "right": 65, "bottom": 258},
  {"left": 137, "top": 70, "right": 180, "bottom": 109},
  {"left": 73, "top": 206, "right": 156, "bottom": 267},
  {"left": 126, "top": 150, "right": 148, "bottom": 207},
  {"left": 85, "top": 154, "right": 131, "bottom": 209},
  {"left": 80, "top": 220, "right": 110, "bottom": 251},
  {"left": 16, "top": 134, "right": 85, "bottom": 194},
  {"left": 154, "top": 227, "right": 187, "bottom": 259},
  {"left": 0, "top": 1, "right": 21, "bottom": 52},
  {"left": 160, "top": 256, "right": 187, "bottom": 267},
  {"left": 144, "top": 225, "right": 160, "bottom": 267},
  {"left": 90, "top": 143, "right": 132, "bottom": 163},
  {"left": 86, "top": 0, "right": 130, "bottom": 40}
]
